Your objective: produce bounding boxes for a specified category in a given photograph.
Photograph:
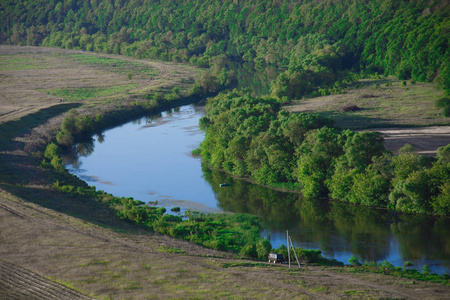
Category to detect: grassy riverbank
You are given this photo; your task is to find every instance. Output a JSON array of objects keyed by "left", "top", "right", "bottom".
[{"left": 1, "top": 46, "right": 449, "bottom": 299}]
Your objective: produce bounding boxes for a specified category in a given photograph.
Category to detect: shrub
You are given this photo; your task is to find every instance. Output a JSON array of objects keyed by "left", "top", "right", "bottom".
[
  {"left": 256, "top": 238, "right": 272, "bottom": 260},
  {"left": 421, "top": 265, "right": 431, "bottom": 275},
  {"left": 348, "top": 255, "right": 362, "bottom": 266},
  {"left": 44, "top": 143, "right": 59, "bottom": 160},
  {"left": 340, "top": 103, "right": 360, "bottom": 112}
]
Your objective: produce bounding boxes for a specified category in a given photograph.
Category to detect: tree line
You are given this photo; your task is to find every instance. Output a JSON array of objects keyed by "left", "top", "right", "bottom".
[
  {"left": 1, "top": 0, "right": 449, "bottom": 98},
  {"left": 199, "top": 91, "right": 450, "bottom": 216}
]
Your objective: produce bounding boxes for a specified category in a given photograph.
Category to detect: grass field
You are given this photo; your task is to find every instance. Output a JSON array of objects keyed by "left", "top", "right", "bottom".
[
  {"left": 41, "top": 85, "right": 137, "bottom": 101},
  {"left": 286, "top": 76, "right": 450, "bottom": 155},
  {"left": 287, "top": 77, "right": 448, "bottom": 129},
  {"left": 66, "top": 53, "right": 161, "bottom": 78},
  {"left": 0, "top": 45, "right": 197, "bottom": 125},
  {"left": 0, "top": 46, "right": 449, "bottom": 299}
]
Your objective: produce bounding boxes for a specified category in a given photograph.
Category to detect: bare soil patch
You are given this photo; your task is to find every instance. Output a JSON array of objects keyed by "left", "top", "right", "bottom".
[{"left": 371, "top": 126, "right": 450, "bottom": 155}]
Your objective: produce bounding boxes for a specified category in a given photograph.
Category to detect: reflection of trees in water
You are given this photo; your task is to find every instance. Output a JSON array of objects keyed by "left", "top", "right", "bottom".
[
  {"left": 76, "top": 140, "right": 95, "bottom": 157},
  {"left": 390, "top": 215, "right": 450, "bottom": 261},
  {"left": 63, "top": 137, "right": 96, "bottom": 169},
  {"left": 202, "top": 164, "right": 298, "bottom": 230},
  {"left": 96, "top": 133, "right": 105, "bottom": 144},
  {"left": 202, "top": 165, "right": 450, "bottom": 263},
  {"left": 326, "top": 202, "right": 391, "bottom": 262}
]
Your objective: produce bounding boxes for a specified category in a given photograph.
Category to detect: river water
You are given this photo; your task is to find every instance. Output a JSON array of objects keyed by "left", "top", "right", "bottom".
[{"left": 63, "top": 104, "right": 450, "bottom": 274}]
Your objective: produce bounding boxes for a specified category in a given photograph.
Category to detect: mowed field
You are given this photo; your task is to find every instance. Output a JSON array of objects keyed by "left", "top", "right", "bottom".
[
  {"left": 0, "top": 45, "right": 197, "bottom": 124},
  {"left": 286, "top": 77, "right": 450, "bottom": 155},
  {"left": 0, "top": 46, "right": 450, "bottom": 299}
]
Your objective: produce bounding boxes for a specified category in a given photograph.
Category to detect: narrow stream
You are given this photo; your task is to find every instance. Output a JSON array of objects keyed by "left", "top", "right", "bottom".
[{"left": 63, "top": 104, "right": 450, "bottom": 275}]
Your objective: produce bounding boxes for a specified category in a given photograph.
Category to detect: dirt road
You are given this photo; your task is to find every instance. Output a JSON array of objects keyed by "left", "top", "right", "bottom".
[{"left": 374, "top": 126, "right": 450, "bottom": 155}]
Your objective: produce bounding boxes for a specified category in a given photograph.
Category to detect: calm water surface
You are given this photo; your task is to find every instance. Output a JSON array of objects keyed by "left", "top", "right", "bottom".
[{"left": 64, "top": 104, "right": 450, "bottom": 274}]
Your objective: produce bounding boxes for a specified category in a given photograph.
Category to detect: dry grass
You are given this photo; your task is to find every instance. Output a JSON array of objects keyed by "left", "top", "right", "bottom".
[
  {"left": 0, "top": 45, "right": 197, "bottom": 125},
  {"left": 2, "top": 189, "right": 449, "bottom": 299}
]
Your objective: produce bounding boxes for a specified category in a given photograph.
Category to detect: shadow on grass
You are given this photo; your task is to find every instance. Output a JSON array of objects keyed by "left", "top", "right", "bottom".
[
  {"left": 0, "top": 102, "right": 144, "bottom": 232},
  {"left": 317, "top": 111, "right": 390, "bottom": 130},
  {"left": 0, "top": 182, "right": 141, "bottom": 233},
  {"left": 0, "top": 103, "right": 81, "bottom": 148}
]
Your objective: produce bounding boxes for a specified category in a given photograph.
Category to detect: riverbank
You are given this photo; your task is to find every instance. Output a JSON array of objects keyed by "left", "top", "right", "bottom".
[{"left": 1, "top": 46, "right": 449, "bottom": 298}]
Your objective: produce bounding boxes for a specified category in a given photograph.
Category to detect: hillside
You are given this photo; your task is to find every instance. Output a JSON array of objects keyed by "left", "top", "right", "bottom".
[
  {"left": 1, "top": 1, "right": 450, "bottom": 297},
  {"left": 1, "top": 46, "right": 448, "bottom": 299},
  {"left": 1, "top": 0, "right": 449, "bottom": 97},
  {"left": 2, "top": 187, "right": 449, "bottom": 299}
]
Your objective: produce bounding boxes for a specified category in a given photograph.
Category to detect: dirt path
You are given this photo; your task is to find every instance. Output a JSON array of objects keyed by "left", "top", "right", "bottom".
[{"left": 373, "top": 126, "right": 450, "bottom": 155}]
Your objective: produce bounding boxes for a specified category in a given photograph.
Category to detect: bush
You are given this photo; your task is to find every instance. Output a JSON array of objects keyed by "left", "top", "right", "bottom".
[
  {"left": 436, "top": 97, "right": 450, "bottom": 117},
  {"left": 256, "top": 238, "right": 272, "bottom": 260},
  {"left": 44, "top": 143, "right": 59, "bottom": 160},
  {"left": 348, "top": 255, "right": 362, "bottom": 266},
  {"left": 340, "top": 103, "right": 360, "bottom": 112}
]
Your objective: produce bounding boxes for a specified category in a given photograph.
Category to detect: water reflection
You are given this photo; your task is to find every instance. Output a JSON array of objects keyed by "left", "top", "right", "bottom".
[
  {"left": 63, "top": 104, "right": 450, "bottom": 274},
  {"left": 202, "top": 164, "right": 450, "bottom": 274}
]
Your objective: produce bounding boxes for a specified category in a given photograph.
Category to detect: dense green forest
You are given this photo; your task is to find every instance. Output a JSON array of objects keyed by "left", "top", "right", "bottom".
[
  {"left": 1, "top": 0, "right": 449, "bottom": 97},
  {"left": 199, "top": 91, "right": 450, "bottom": 215}
]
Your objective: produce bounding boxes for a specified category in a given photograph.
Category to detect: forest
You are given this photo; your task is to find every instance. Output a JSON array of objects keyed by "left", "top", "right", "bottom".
[
  {"left": 0, "top": 0, "right": 449, "bottom": 215},
  {"left": 1, "top": 0, "right": 449, "bottom": 97}
]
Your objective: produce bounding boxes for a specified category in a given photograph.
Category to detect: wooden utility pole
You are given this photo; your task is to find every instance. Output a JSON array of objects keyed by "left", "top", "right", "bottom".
[
  {"left": 286, "top": 230, "right": 301, "bottom": 269},
  {"left": 287, "top": 230, "right": 290, "bottom": 268}
]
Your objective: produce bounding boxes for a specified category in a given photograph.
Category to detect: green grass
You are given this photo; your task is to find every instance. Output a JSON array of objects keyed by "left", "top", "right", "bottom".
[
  {"left": 289, "top": 77, "right": 449, "bottom": 129},
  {"left": 0, "top": 56, "right": 51, "bottom": 70},
  {"left": 67, "top": 54, "right": 160, "bottom": 77},
  {"left": 157, "top": 247, "right": 187, "bottom": 254},
  {"left": 344, "top": 263, "right": 450, "bottom": 286},
  {"left": 41, "top": 85, "right": 136, "bottom": 101},
  {"left": 221, "top": 262, "right": 268, "bottom": 268},
  {"left": 343, "top": 290, "right": 367, "bottom": 296}
]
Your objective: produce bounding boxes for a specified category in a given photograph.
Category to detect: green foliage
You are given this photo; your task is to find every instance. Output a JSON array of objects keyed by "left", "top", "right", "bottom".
[
  {"left": 295, "top": 127, "right": 342, "bottom": 198},
  {"left": 201, "top": 92, "right": 449, "bottom": 215},
  {"left": 44, "top": 84, "right": 136, "bottom": 101},
  {"left": 51, "top": 177, "right": 266, "bottom": 256},
  {"left": 348, "top": 255, "right": 362, "bottom": 266},
  {"left": 436, "top": 97, "right": 450, "bottom": 117},
  {"left": 44, "top": 142, "right": 59, "bottom": 160},
  {"left": 1, "top": 0, "right": 448, "bottom": 96},
  {"left": 388, "top": 144, "right": 449, "bottom": 214},
  {"left": 56, "top": 110, "right": 103, "bottom": 147},
  {"left": 346, "top": 260, "right": 450, "bottom": 285},
  {"left": 157, "top": 247, "right": 186, "bottom": 254},
  {"left": 256, "top": 238, "right": 272, "bottom": 260},
  {"left": 171, "top": 207, "right": 181, "bottom": 212},
  {"left": 41, "top": 143, "right": 65, "bottom": 172}
]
